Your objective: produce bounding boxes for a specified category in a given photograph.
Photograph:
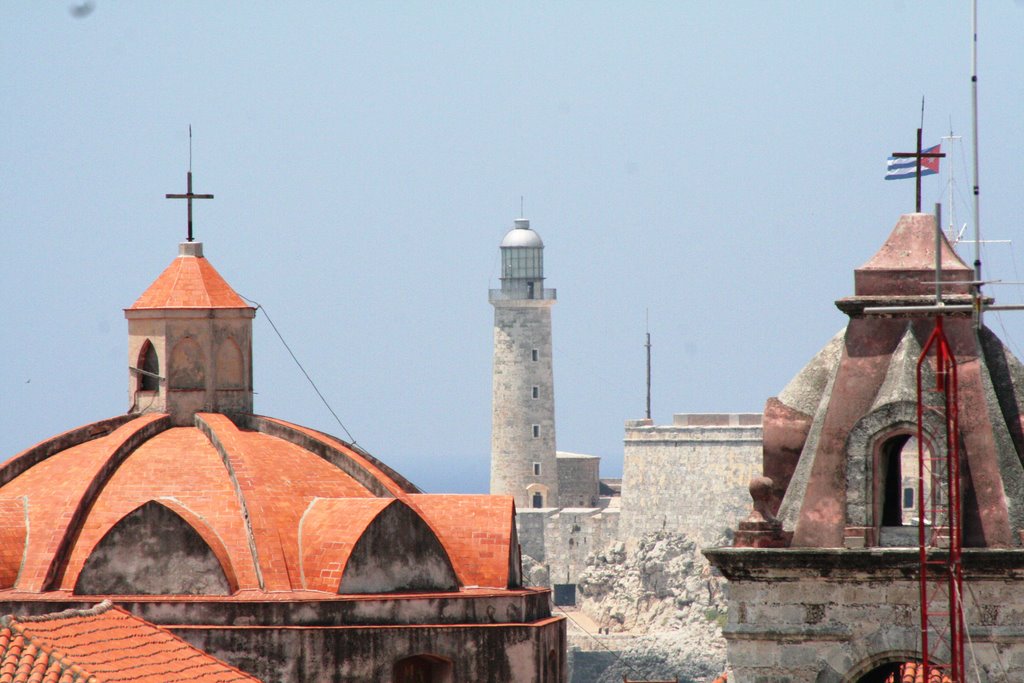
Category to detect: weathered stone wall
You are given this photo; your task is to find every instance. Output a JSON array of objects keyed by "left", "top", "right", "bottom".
[
  {"left": 0, "top": 592, "right": 566, "bottom": 683},
  {"left": 491, "top": 300, "right": 559, "bottom": 509},
  {"left": 517, "top": 507, "right": 619, "bottom": 591},
  {"left": 620, "top": 414, "right": 762, "bottom": 548},
  {"left": 177, "top": 620, "right": 566, "bottom": 683},
  {"left": 706, "top": 547, "right": 1024, "bottom": 683},
  {"left": 556, "top": 452, "right": 600, "bottom": 508},
  {"left": 75, "top": 500, "right": 231, "bottom": 595},
  {"left": 568, "top": 648, "right": 620, "bottom": 683}
]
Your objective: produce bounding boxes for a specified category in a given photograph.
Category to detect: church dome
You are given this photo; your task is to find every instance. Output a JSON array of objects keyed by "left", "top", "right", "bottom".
[
  {"left": 500, "top": 218, "right": 544, "bottom": 248},
  {"left": 0, "top": 411, "right": 520, "bottom": 597},
  {"left": 0, "top": 241, "right": 522, "bottom": 599}
]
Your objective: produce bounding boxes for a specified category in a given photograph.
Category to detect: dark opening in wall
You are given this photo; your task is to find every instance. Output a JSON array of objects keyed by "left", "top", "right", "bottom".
[{"left": 552, "top": 583, "right": 576, "bottom": 606}]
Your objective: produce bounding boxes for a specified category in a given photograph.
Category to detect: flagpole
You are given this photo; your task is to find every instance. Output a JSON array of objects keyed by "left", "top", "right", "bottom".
[
  {"left": 942, "top": 130, "right": 961, "bottom": 243},
  {"left": 971, "top": 0, "right": 983, "bottom": 328}
]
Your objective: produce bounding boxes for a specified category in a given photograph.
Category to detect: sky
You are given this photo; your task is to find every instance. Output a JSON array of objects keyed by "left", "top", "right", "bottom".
[{"left": 2, "top": 2, "right": 1024, "bottom": 494}]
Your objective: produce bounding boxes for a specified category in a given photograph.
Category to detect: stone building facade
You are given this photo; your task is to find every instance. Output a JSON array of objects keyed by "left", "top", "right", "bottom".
[
  {"left": 556, "top": 452, "right": 600, "bottom": 508},
  {"left": 707, "top": 212, "right": 1024, "bottom": 682},
  {"left": 620, "top": 413, "right": 763, "bottom": 548}
]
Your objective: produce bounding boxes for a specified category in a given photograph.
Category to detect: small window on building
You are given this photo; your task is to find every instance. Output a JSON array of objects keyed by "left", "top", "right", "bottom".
[
  {"left": 139, "top": 340, "right": 159, "bottom": 392},
  {"left": 532, "top": 385, "right": 539, "bottom": 399},
  {"left": 532, "top": 491, "right": 544, "bottom": 508},
  {"left": 533, "top": 462, "right": 541, "bottom": 476},
  {"left": 532, "top": 424, "right": 540, "bottom": 438},
  {"left": 531, "top": 349, "right": 539, "bottom": 362},
  {"left": 903, "top": 487, "right": 915, "bottom": 509}
]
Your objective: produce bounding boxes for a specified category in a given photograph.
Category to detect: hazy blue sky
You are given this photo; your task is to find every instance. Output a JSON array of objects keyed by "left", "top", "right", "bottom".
[{"left": 3, "top": 2, "right": 1023, "bottom": 493}]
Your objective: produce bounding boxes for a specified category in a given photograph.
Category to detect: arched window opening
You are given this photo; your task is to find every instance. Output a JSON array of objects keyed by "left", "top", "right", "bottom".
[
  {"left": 138, "top": 341, "right": 159, "bottom": 392},
  {"left": 880, "top": 435, "right": 911, "bottom": 527},
  {"left": 877, "top": 434, "right": 933, "bottom": 546},
  {"left": 526, "top": 484, "right": 548, "bottom": 510},
  {"left": 393, "top": 654, "right": 453, "bottom": 683}
]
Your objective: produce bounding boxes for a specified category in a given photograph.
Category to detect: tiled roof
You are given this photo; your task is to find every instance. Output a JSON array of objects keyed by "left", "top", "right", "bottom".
[
  {"left": 299, "top": 498, "right": 391, "bottom": 592},
  {"left": 410, "top": 495, "right": 516, "bottom": 588},
  {"left": 128, "top": 253, "right": 248, "bottom": 310},
  {"left": 883, "top": 662, "right": 953, "bottom": 683},
  {"left": 0, "top": 499, "right": 27, "bottom": 590},
  {"left": 0, "top": 601, "right": 261, "bottom": 683},
  {"left": 0, "top": 414, "right": 518, "bottom": 598}
]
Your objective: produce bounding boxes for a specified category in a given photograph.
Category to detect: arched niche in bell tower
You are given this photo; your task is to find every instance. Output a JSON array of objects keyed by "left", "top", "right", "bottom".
[{"left": 138, "top": 340, "right": 160, "bottom": 392}]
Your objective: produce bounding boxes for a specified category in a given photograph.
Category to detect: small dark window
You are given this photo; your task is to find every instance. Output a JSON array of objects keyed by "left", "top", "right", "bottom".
[
  {"left": 533, "top": 462, "right": 541, "bottom": 476},
  {"left": 532, "top": 492, "right": 544, "bottom": 508},
  {"left": 903, "top": 487, "right": 915, "bottom": 509},
  {"left": 532, "top": 425, "right": 540, "bottom": 438},
  {"left": 552, "top": 584, "right": 577, "bottom": 606},
  {"left": 139, "top": 341, "right": 159, "bottom": 392},
  {"left": 532, "top": 386, "right": 539, "bottom": 399},
  {"left": 531, "top": 349, "right": 539, "bottom": 362}
]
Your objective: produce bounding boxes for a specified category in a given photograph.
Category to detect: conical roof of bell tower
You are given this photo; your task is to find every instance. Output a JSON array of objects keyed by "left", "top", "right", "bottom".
[{"left": 129, "top": 242, "right": 249, "bottom": 310}]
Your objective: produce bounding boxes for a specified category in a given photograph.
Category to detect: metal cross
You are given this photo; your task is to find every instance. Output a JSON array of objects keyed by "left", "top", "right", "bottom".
[
  {"left": 166, "top": 171, "right": 214, "bottom": 242},
  {"left": 892, "top": 127, "right": 946, "bottom": 212}
]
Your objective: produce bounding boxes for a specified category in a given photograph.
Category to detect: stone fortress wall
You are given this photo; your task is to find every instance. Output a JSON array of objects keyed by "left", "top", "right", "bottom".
[
  {"left": 619, "top": 413, "right": 763, "bottom": 548},
  {"left": 515, "top": 413, "right": 763, "bottom": 600}
]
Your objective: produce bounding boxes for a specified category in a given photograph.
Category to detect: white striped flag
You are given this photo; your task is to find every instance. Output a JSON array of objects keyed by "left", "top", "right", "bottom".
[{"left": 885, "top": 144, "right": 941, "bottom": 180}]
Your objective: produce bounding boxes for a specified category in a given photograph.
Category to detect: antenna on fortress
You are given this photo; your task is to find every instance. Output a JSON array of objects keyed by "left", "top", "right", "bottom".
[{"left": 645, "top": 310, "right": 652, "bottom": 421}]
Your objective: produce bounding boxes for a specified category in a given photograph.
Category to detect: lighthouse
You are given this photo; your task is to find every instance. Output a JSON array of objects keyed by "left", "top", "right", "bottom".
[{"left": 489, "top": 218, "right": 558, "bottom": 509}]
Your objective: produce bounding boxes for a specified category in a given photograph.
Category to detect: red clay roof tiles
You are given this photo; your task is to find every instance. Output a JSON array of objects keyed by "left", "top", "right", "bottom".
[
  {"left": 1, "top": 602, "right": 261, "bottom": 683},
  {"left": 128, "top": 255, "right": 248, "bottom": 310},
  {"left": 883, "top": 662, "right": 953, "bottom": 683},
  {"left": 0, "top": 499, "right": 27, "bottom": 590},
  {"left": 410, "top": 495, "right": 516, "bottom": 589},
  {"left": 0, "top": 412, "right": 526, "bottom": 600},
  {"left": 299, "top": 498, "right": 392, "bottom": 592}
]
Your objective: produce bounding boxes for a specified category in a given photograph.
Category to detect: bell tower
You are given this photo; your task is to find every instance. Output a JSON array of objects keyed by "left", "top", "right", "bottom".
[
  {"left": 489, "top": 218, "right": 558, "bottom": 509},
  {"left": 125, "top": 241, "right": 255, "bottom": 425}
]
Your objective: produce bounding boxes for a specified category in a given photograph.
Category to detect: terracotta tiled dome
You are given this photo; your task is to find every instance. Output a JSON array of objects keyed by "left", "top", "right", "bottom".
[
  {"left": 0, "top": 412, "right": 520, "bottom": 596},
  {"left": 0, "top": 241, "right": 521, "bottom": 598}
]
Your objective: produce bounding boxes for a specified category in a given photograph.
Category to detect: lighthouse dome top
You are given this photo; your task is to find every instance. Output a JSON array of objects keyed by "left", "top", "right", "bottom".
[{"left": 500, "top": 218, "right": 544, "bottom": 248}]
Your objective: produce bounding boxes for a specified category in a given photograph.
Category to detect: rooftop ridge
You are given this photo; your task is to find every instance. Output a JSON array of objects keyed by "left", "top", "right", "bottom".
[{"left": 6, "top": 601, "right": 113, "bottom": 624}]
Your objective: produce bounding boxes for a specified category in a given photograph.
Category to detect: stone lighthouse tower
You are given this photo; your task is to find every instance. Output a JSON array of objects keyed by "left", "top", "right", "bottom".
[{"left": 490, "top": 218, "right": 558, "bottom": 509}]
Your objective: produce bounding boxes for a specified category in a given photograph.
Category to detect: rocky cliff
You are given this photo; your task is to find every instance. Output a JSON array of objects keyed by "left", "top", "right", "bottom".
[{"left": 575, "top": 531, "right": 728, "bottom": 682}]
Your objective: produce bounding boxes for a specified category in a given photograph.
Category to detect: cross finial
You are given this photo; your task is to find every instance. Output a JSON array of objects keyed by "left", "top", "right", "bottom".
[
  {"left": 891, "top": 128, "right": 946, "bottom": 212},
  {"left": 166, "top": 171, "right": 214, "bottom": 242}
]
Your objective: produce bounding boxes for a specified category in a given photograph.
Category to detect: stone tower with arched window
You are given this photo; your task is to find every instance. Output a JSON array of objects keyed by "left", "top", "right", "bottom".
[
  {"left": 707, "top": 213, "right": 1024, "bottom": 682},
  {"left": 490, "top": 217, "right": 559, "bottom": 509},
  {"left": 125, "top": 241, "right": 255, "bottom": 425}
]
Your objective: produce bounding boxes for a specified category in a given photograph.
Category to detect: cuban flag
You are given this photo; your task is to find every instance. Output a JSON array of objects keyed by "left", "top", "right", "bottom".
[{"left": 885, "top": 144, "right": 941, "bottom": 180}]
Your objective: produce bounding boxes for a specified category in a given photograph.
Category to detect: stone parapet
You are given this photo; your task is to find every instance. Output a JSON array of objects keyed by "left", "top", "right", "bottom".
[
  {"left": 620, "top": 414, "right": 763, "bottom": 548},
  {"left": 705, "top": 547, "right": 1024, "bottom": 682}
]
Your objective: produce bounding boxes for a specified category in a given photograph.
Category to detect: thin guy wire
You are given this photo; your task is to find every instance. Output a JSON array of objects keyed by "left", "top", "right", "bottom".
[
  {"left": 238, "top": 292, "right": 359, "bottom": 446},
  {"left": 553, "top": 607, "right": 644, "bottom": 679}
]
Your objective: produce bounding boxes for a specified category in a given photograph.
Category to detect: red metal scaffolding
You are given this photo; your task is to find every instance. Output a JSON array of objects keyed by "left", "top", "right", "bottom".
[{"left": 916, "top": 316, "right": 965, "bottom": 683}]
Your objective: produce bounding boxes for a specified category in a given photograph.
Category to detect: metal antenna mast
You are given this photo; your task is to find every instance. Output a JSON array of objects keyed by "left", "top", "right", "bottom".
[{"left": 645, "top": 310, "right": 652, "bottom": 421}]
